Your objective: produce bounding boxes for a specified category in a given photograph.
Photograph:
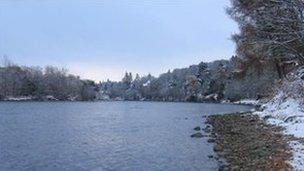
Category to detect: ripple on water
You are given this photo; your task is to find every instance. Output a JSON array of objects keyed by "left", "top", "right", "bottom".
[{"left": 0, "top": 101, "right": 253, "bottom": 171}]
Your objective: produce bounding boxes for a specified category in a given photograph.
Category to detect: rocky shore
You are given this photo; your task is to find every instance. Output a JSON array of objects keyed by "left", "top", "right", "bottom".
[{"left": 205, "top": 112, "right": 295, "bottom": 170}]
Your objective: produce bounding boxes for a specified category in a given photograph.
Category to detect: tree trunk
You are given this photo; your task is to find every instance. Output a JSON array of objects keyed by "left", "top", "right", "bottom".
[{"left": 274, "top": 59, "right": 283, "bottom": 79}]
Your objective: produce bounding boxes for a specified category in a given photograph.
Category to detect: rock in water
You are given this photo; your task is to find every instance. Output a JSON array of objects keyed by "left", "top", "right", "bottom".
[
  {"left": 208, "top": 155, "right": 214, "bottom": 159},
  {"left": 213, "top": 144, "right": 223, "bottom": 152},
  {"left": 193, "top": 126, "right": 201, "bottom": 131},
  {"left": 207, "top": 138, "right": 216, "bottom": 143},
  {"left": 190, "top": 132, "right": 204, "bottom": 138}
]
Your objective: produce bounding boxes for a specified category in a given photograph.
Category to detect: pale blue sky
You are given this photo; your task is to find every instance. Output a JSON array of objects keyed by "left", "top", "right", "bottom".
[{"left": 0, "top": 0, "right": 237, "bottom": 81}]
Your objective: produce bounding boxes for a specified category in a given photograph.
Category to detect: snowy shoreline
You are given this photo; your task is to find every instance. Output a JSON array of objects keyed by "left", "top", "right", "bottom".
[
  {"left": 255, "top": 98, "right": 304, "bottom": 170},
  {"left": 256, "top": 68, "right": 304, "bottom": 170},
  {"left": 232, "top": 98, "right": 304, "bottom": 170}
]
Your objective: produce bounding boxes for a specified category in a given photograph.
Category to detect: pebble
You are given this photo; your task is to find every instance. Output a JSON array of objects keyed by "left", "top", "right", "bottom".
[
  {"left": 193, "top": 126, "right": 201, "bottom": 131},
  {"left": 190, "top": 132, "right": 204, "bottom": 138}
]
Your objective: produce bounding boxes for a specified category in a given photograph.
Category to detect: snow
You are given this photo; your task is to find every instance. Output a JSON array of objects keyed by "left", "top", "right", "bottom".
[
  {"left": 234, "top": 99, "right": 260, "bottom": 105},
  {"left": 255, "top": 96, "right": 304, "bottom": 137},
  {"left": 205, "top": 93, "right": 219, "bottom": 101},
  {"left": 254, "top": 67, "right": 304, "bottom": 170},
  {"left": 143, "top": 80, "right": 151, "bottom": 87},
  {"left": 255, "top": 97, "right": 304, "bottom": 170},
  {"left": 289, "top": 141, "right": 304, "bottom": 171},
  {"left": 46, "top": 95, "right": 58, "bottom": 101},
  {"left": 4, "top": 96, "right": 33, "bottom": 101}
]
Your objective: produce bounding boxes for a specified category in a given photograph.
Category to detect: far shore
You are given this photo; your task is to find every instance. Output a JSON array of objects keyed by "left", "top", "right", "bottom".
[{"left": 0, "top": 97, "right": 258, "bottom": 107}]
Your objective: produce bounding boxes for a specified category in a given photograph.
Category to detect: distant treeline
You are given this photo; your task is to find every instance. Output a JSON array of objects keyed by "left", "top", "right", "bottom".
[
  {"left": 0, "top": 59, "right": 98, "bottom": 101},
  {"left": 99, "top": 58, "right": 278, "bottom": 102}
]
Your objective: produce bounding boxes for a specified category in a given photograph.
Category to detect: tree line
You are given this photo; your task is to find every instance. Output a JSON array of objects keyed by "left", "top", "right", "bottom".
[
  {"left": 0, "top": 58, "right": 98, "bottom": 101},
  {"left": 98, "top": 58, "right": 275, "bottom": 102}
]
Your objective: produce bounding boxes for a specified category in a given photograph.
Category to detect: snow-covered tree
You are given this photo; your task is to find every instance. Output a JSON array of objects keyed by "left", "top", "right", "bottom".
[
  {"left": 185, "top": 75, "right": 201, "bottom": 101},
  {"left": 0, "top": 58, "right": 98, "bottom": 101},
  {"left": 228, "top": 0, "right": 304, "bottom": 77}
]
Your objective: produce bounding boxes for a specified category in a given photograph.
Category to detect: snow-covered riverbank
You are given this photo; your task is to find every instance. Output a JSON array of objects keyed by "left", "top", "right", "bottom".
[
  {"left": 253, "top": 68, "right": 304, "bottom": 170},
  {"left": 255, "top": 97, "right": 304, "bottom": 170},
  {"left": 230, "top": 67, "right": 304, "bottom": 170}
]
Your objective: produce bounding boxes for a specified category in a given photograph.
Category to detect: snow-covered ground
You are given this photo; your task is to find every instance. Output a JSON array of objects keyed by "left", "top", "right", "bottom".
[
  {"left": 255, "top": 97, "right": 304, "bottom": 170},
  {"left": 255, "top": 67, "right": 304, "bottom": 170},
  {"left": 255, "top": 98, "right": 304, "bottom": 170},
  {"left": 234, "top": 99, "right": 260, "bottom": 105},
  {"left": 4, "top": 96, "right": 33, "bottom": 101}
]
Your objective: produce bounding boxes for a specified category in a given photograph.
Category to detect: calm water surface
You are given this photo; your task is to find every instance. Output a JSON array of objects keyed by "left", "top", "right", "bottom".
[{"left": 0, "top": 101, "right": 253, "bottom": 171}]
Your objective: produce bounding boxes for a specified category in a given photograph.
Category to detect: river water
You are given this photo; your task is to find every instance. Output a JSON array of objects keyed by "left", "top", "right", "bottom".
[{"left": 0, "top": 101, "right": 252, "bottom": 171}]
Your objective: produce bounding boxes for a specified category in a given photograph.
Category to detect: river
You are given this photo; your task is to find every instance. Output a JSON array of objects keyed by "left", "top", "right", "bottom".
[{"left": 0, "top": 101, "right": 253, "bottom": 171}]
